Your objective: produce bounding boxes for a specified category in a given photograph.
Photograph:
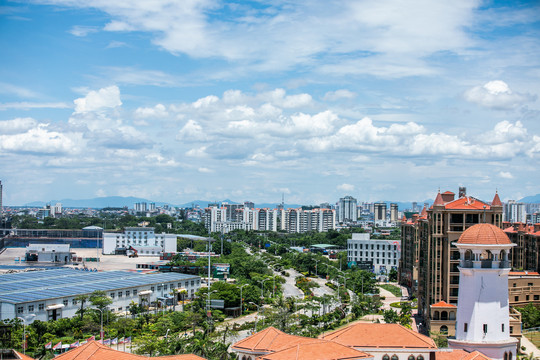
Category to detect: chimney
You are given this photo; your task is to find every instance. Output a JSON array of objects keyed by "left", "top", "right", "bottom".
[
  {"left": 459, "top": 186, "right": 467, "bottom": 198},
  {"left": 441, "top": 191, "right": 455, "bottom": 203}
]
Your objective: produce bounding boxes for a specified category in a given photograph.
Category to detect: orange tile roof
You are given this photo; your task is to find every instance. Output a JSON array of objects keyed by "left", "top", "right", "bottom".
[
  {"left": 443, "top": 197, "right": 490, "bottom": 210},
  {"left": 420, "top": 206, "right": 428, "bottom": 218},
  {"left": 457, "top": 224, "right": 511, "bottom": 245},
  {"left": 257, "top": 340, "right": 372, "bottom": 360},
  {"left": 442, "top": 191, "right": 455, "bottom": 195},
  {"left": 54, "top": 341, "right": 206, "bottom": 360},
  {"left": 491, "top": 193, "right": 502, "bottom": 207},
  {"left": 436, "top": 350, "right": 492, "bottom": 360},
  {"left": 509, "top": 271, "right": 540, "bottom": 276},
  {"left": 322, "top": 323, "right": 437, "bottom": 349},
  {"left": 432, "top": 192, "right": 444, "bottom": 207},
  {"left": 12, "top": 351, "right": 37, "bottom": 360},
  {"left": 430, "top": 301, "right": 456, "bottom": 308},
  {"left": 232, "top": 327, "right": 318, "bottom": 354}
]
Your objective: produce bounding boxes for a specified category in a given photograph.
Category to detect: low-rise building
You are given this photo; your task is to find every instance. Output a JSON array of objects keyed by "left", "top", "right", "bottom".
[
  {"left": 25, "top": 244, "right": 72, "bottom": 263},
  {"left": 0, "top": 268, "right": 200, "bottom": 323},
  {"left": 347, "top": 233, "right": 400, "bottom": 277},
  {"left": 103, "top": 227, "right": 177, "bottom": 255}
]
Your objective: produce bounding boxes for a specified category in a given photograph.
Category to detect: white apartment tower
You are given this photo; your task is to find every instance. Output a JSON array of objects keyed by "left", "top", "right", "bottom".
[
  {"left": 504, "top": 200, "right": 526, "bottom": 223},
  {"left": 338, "top": 196, "right": 357, "bottom": 223},
  {"left": 281, "top": 208, "right": 335, "bottom": 233},
  {"left": 448, "top": 224, "right": 518, "bottom": 360}
]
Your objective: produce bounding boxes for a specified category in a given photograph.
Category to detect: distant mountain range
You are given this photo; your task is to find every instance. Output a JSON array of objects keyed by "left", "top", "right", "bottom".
[{"left": 19, "top": 193, "right": 540, "bottom": 210}]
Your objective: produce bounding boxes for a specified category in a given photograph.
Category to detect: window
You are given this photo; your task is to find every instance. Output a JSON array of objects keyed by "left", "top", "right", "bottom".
[
  {"left": 126, "top": 290, "right": 131, "bottom": 297},
  {"left": 440, "top": 325, "right": 448, "bottom": 334},
  {"left": 17, "top": 306, "right": 24, "bottom": 314},
  {"left": 483, "top": 324, "right": 488, "bottom": 333},
  {"left": 515, "top": 296, "right": 519, "bottom": 302},
  {"left": 408, "top": 356, "right": 415, "bottom": 360},
  {"left": 118, "top": 291, "right": 123, "bottom": 298},
  {"left": 464, "top": 323, "right": 468, "bottom": 332},
  {"left": 110, "top": 293, "right": 115, "bottom": 299},
  {"left": 502, "top": 324, "right": 505, "bottom": 332},
  {"left": 157, "top": 286, "right": 162, "bottom": 291},
  {"left": 528, "top": 283, "right": 533, "bottom": 286},
  {"left": 63, "top": 299, "right": 68, "bottom": 306},
  {"left": 383, "top": 355, "right": 390, "bottom": 360},
  {"left": 526, "top": 295, "right": 530, "bottom": 301},
  {"left": 417, "top": 356, "right": 424, "bottom": 360},
  {"left": 535, "top": 295, "right": 539, "bottom": 301},
  {"left": 28, "top": 305, "right": 34, "bottom": 312},
  {"left": 39, "top": 303, "right": 44, "bottom": 311},
  {"left": 391, "top": 355, "right": 399, "bottom": 360},
  {"left": 72, "top": 299, "right": 77, "bottom": 305},
  {"left": 510, "top": 326, "right": 513, "bottom": 334},
  {"left": 151, "top": 286, "right": 155, "bottom": 292}
]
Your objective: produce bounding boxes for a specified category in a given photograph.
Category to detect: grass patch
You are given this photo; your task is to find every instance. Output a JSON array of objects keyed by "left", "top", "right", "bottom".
[
  {"left": 379, "top": 284, "right": 402, "bottom": 297},
  {"left": 523, "top": 331, "right": 540, "bottom": 349},
  {"left": 390, "top": 301, "right": 418, "bottom": 309}
]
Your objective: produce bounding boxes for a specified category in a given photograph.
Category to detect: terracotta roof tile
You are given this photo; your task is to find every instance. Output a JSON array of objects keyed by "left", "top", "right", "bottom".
[
  {"left": 430, "top": 301, "right": 456, "bottom": 308},
  {"left": 436, "top": 350, "right": 492, "bottom": 360},
  {"left": 457, "top": 224, "right": 511, "bottom": 245},
  {"left": 491, "top": 192, "right": 502, "bottom": 207},
  {"left": 322, "top": 323, "right": 437, "bottom": 349},
  {"left": 232, "top": 327, "right": 316, "bottom": 353},
  {"left": 257, "top": 340, "right": 372, "bottom": 360},
  {"left": 433, "top": 192, "right": 444, "bottom": 207},
  {"left": 54, "top": 341, "right": 206, "bottom": 360},
  {"left": 443, "top": 197, "right": 490, "bottom": 210},
  {"left": 13, "top": 351, "right": 37, "bottom": 360}
]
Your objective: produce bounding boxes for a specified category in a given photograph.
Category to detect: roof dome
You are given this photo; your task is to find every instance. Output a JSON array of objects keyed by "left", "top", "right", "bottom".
[{"left": 457, "top": 223, "right": 511, "bottom": 245}]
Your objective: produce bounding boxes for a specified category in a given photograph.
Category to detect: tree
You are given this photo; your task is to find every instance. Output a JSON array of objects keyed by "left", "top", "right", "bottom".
[
  {"left": 389, "top": 268, "right": 398, "bottom": 282},
  {"left": 89, "top": 290, "right": 113, "bottom": 312},
  {"left": 74, "top": 294, "right": 89, "bottom": 321},
  {"left": 383, "top": 309, "right": 400, "bottom": 324}
]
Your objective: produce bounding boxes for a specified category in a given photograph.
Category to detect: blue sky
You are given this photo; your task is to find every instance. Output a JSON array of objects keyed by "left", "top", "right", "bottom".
[{"left": 0, "top": 0, "right": 539, "bottom": 206}]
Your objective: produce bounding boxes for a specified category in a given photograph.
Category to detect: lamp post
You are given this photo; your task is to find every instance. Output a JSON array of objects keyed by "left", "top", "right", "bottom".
[
  {"left": 314, "top": 259, "right": 320, "bottom": 277},
  {"left": 259, "top": 278, "right": 269, "bottom": 304},
  {"left": 249, "top": 302, "right": 261, "bottom": 333},
  {"left": 240, "top": 284, "right": 248, "bottom": 315},
  {"left": 95, "top": 308, "right": 104, "bottom": 342},
  {"left": 17, "top": 314, "right": 35, "bottom": 354}
]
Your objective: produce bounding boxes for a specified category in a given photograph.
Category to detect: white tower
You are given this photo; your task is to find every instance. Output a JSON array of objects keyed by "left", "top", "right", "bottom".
[{"left": 448, "top": 224, "right": 518, "bottom": 360}]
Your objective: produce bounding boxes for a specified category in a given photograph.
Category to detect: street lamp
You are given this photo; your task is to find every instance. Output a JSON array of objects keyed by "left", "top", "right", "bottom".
[
  {"left": 314, "top": 259, "right": 320, "bottom": 277},
  {"left": 240, "top": 284, "right": 248, "bottom": 315},
  {"left": 95, "top": 308, "right": 104, "bottom": 342},
  {"left": 17, "top": 314, "right": 35, "bottom": 354},
  {"left": 249, "top": 302, "right": 261, "bottom": 332},
  {"left": 259, "top": 278, "right": 269, "bottom": 303}
]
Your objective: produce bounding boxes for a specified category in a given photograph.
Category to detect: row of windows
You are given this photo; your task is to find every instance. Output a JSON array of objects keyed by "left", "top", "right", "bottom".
[
  {"left": 349, "top": 243, "right": 398, "bottom": 250},
  {"left": 15, "top": 280, "right": 199, "bottom": 314},
  {"left": 382, "top": 354, "right": 424, "bottom": 360},
  {"left": 350, "top": 251, "right": 398, "bottom": 258},
  {"left": 462, "top": 322, "right": 506, "bottom": 333}
]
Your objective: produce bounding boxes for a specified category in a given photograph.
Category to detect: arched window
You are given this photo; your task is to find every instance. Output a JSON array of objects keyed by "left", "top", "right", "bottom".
[
  {"left": 464, "top": 250, "right": 473, "bottom": 260},
  {"left": 509, "top": 352, "right": 513, "bottom": 360},
  {"left": 242, "top": 356, "right": 247, "bottom": 360},
  {"left": 480, "top": 250, "right": 493, "bottom": 260},
  {"left": 441, "top": 311, "right": 448, "bottom": 320},
  {"left": 504, "top": 352, "right": 508, "bottom": 360},
  {"left": 391, "top": 355, "right": 399, "bottom": 360},
  {"left": 417, "top": 355, "right": 424, "bottom": 360},
  {"left": 383, "top": 355, "right": 390, "bottom": 360},
  {"left": 408, "top": 355, "right": 415, "bottom": 360},
  {"left": 433, "top": 311, "right": 440, "bottom": 320},
  {"left": 440, "top": 325, "right": 448, "bottom": 334}
]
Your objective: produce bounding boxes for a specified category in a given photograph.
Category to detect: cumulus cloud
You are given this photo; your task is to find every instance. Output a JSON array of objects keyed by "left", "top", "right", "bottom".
[
  {"left": 0, "top": 118, "right": 38, "bottom": 134},
  {"left": 338, "top": 183, "right": 355, "bottom": 191},
  {"left": 177, "top": 120, "right": 207, "bottom": 141},
  {"left": 134, "top": 104, "right": 168, "bottom": 118},
  {"left": 74, "top": 85, "right": 122, "bottom": 113},
  {"left": 0, "top": 124, "right": 82, "bottom": 154},
  {"left": 499, "top": 171, "right": 513, "bottom": 179},
  {"left": 464, "top": 80, "right": 536, "bottom": 110}
]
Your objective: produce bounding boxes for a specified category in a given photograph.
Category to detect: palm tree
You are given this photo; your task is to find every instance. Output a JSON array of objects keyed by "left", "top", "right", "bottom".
[{"left": 74, "top": 294, "right": 89, "bottom": 321}]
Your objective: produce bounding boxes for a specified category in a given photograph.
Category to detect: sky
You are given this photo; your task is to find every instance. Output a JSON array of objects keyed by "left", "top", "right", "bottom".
[{"left": 0, "top": 0, "right": 539, "bottom": 206}]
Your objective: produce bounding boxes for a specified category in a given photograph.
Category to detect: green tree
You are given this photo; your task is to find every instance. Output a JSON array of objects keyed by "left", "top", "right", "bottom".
[
  {"left": 383, "top": 309, "right": 400, "bottom": 324},
  {"left": 89, "top": 290, "right": 113, "bottom": 312},
  {"left": 74, "top": 294, "right": 89, "bottom": 321}
]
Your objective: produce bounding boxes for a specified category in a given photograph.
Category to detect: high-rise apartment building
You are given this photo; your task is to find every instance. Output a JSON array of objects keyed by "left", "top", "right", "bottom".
[
  {"left": 400, "top": 189, "right": 503, "bottom": 328},
  {"left": 204, "top": 206, "right": 278, "bottom": 233},
  {"left": 504, "top": 200, "right": 526, "bottom": 223},
  {"left": 281, "top": 208, "right": 335, "bottom": 233},
  {"left": 374, "top": 202, "right": 387, "bottom": 222},
  {"left": 338, "top": 196, "right": 357, "bottom": 223},
  {"left": 0, "top": 180, "right": 3, "bottom": 211},
  {"left": 390, "top": 203, "right": 398, "bottom": 222}
]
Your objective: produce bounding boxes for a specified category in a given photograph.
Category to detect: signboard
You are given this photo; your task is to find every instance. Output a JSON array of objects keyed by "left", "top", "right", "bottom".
[
  {"left": 356, "top": 260, "right": 373, "bottom": 271},
  {"left": 210, "top": 299, "right": 225, "bottom": 309}
]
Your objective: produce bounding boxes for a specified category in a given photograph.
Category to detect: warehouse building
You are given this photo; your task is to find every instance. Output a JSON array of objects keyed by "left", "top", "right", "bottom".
[{"left": 0, "top": 268, "right": 200, "bottom": 323}]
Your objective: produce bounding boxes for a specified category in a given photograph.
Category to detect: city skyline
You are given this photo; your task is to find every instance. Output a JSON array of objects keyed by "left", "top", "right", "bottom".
[{"left": 1, "top": 1, "right": 539, "bottom": 206}]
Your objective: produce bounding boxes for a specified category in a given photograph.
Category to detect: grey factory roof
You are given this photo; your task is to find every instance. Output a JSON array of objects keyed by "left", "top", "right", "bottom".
[{"left": 0, "top": 268, "right": 199, "bottom": 305}]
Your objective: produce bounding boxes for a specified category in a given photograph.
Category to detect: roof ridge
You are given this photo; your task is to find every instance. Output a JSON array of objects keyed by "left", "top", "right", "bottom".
[{"left": 399, "top": 325, "right": 436, "bottom": 347}]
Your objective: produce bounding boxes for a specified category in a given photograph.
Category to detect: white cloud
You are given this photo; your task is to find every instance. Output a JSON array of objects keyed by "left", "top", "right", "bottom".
[
  {"left": 338, "top": 183, "right": 355, "bottom": 191},
  {"left": 483, "top": 120, "right": 527, "bottom": 144},
  {"left": 177, "top": 120, "right": 207, "bottom": 141},
  {"left": 464, "top": 80, "right": 536, "bottom": 110},
  {"left": 186, "top": 146, "right": 208, "bottom": 157},
  {"left": 323, "top": 89, "right": 356, "bottom": 101},
  {"left": 499, "top": 171, "right": 513, "bottom": 179},
  {"left": 198, "top": 167, "right": 213, "bottom": 173},
  {"left": 0, "top": 82, "right": 39, "bottom": 98},
  {"left": 74, "top": 85, "right": 122, "bottom": 113},
  {"left": 193, "top": 95, "right": 219, "bottom": 109},
  {"left": 0, "top": 124, "right": 83, "bottom": 154},
  {"left": 68, "top": 25, "right": 98, "bottom": 37},
  {"left": 134, "top": 104, "right": 168, "bottom": 118},
  {"left": 0, "top": 102, "right": 70, "bottom": 111},
  {"left": 0, "top": 118, "right": 38, "bottom": 134}
]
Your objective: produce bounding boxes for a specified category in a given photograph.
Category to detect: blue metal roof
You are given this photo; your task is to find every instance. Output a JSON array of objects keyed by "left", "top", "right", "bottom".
[{"left": 0, "top": 268, "right": 199, "bottom": 304}]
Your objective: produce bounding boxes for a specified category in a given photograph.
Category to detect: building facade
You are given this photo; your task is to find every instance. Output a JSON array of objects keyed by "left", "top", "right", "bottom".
[
  {"left": 338, "top": 196, "right": 357, "bottom": 223},
  {"left": 374, "top": 203, "right": 387, "bottom": 222},
  {"left": 0, "top": 269, "right": 201, "bottom": 323},
  {"left": 281, "top": 208, "right": 336, "bottom": 233},
  {"left": 103, "top": 227, "right": 177, "bottom": 255},
  {"left": 347, "top": 233, "right": 400, "bottom": 276},
  {"left": 399, "top": 189, "right": 503, "bottom": 327}
]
